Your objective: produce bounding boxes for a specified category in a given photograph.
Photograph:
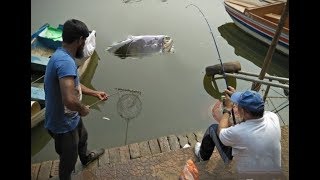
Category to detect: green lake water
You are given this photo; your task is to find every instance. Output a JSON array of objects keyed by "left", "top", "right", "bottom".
[{"left": 31, "top": 0, "right": 289, "bottom": 163}]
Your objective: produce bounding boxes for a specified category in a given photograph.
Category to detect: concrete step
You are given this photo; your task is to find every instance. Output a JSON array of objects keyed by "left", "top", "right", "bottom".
[{"left": 32, "top": 126, "right": 289, "bottom": 179}]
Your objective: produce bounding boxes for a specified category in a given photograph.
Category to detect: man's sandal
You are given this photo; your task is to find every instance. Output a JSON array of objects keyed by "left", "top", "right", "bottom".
[{"left": 83, "top": 148, "right": 105, "bottom": 166}]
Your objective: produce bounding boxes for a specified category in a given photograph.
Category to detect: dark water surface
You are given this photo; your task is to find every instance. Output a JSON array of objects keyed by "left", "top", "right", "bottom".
[{"left": 31, "top": 0, "right": 289, "bottom": 163}]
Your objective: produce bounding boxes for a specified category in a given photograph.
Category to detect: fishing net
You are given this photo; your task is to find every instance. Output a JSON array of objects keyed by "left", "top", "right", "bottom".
[
  {"left": 115, "top": 88, "right": 142, "bottom": 120},
  {"left": 115, "top": 88, "right": 142, "bottom": 144},
  {"left": 117, "top": 93, "right": 142, "bottom": 120},
  {"left": 86, "top": 87, "right": 143, "bottom": 144}
]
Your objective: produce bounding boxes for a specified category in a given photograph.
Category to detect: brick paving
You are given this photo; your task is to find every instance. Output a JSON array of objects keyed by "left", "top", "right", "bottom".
[{"left": 32, "top": 126, "right": 289, "bottom": 179}]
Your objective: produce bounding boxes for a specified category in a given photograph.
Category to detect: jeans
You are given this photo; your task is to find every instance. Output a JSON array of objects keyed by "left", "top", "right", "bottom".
[
  {"left": 199, "top": 124, "right": 233, "bottom": 164},
  {"left": 48, "top": 118, "right": 89, "bottom": 180}
]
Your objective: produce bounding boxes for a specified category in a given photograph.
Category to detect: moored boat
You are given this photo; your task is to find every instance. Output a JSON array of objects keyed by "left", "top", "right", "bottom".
[{"left": 223, "top": 0, "right": 289, "bottom": 55}]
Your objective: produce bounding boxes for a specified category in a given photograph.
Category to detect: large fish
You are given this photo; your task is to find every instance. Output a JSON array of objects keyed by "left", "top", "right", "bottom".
[{"left": 106, "top": 35, "right": 174, "bottom": 59}]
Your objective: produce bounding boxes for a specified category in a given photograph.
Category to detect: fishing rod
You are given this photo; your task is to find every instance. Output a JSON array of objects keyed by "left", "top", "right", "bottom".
[{"left": 186, "top": 3, "right": 236, "bottom": 125}]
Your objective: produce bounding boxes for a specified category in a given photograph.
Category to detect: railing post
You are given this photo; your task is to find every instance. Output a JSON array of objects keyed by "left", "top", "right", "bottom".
[
  {"left": 263, "top": 79, "right": 272, "bottom": 101},
  {"left": 251, "top": 0, "right": 289, "bottom": 91}
]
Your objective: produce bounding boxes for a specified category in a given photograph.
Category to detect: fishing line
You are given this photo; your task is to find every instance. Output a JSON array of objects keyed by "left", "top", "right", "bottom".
[
  {"left": 186, "top": 3, "right": 236, "bottom": 125},
  {"left": 267, "top": 97, "right": 286, "bottom": 125},
  {"left": 270, "top": 98, "right": 289, "bottom": 112}
]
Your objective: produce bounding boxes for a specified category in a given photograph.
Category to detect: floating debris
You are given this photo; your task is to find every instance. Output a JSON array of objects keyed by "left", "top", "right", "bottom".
[{"left": 102, "top": 117, "right": 110, "bottom": 120}]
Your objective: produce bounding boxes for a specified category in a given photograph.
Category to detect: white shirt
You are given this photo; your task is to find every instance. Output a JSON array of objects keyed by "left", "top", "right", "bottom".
[{"left": 219, "top": 111, "right": 281, "bottom": 173}]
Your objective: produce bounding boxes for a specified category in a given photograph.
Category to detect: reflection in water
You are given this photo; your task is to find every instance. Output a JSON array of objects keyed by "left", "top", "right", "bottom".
[
  {"left": 31, "top": 121, "right": 52, "bottom": 157},
  {"left": 203, "top": 74, "right": 237, "bottom": 100},
  {"left": 218, "top": 23, "right": 289, "bottom": 78},
  {"left": 80, "top": 51, "right": 103, "bottom": 111}
]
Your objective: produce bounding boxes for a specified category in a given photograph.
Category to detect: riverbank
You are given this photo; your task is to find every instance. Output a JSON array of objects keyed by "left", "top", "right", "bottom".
[{"left": 31, "top": 125, "right": 288, "bottom": 179}]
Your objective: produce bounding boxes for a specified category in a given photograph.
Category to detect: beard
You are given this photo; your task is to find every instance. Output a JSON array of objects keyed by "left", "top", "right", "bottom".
[{"left": 75, "top": 47, "right": 84, "bottom": 59}]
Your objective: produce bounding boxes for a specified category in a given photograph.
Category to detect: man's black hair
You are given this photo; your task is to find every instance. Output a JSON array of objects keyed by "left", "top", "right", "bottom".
[{"left": 62, "top": 19, "right": 89, "bottom": 44}]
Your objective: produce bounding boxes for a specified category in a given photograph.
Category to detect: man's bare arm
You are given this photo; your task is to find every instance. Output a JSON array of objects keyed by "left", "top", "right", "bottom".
[
  {"left": 59, "top": 76, "right": 89, "bottom": 116},
  {"left": 81, "top": 83, "right": 108, "bottom": 100}
]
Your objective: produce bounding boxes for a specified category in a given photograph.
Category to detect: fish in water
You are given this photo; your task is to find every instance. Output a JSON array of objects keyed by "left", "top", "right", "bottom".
[{"left": 106, "top": 35, "right": 174, "bottom": 59}]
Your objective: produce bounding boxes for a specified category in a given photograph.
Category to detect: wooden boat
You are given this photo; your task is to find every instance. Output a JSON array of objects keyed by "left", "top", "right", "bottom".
[
  {"left": 31, "top": 23, "right": 99, "bottom": 128},
  {"left": 223, "top": 0, "right": 289, "bottom": 55},
  {"left": 31, "top": 24, "right": 57, "bottom": 128},
  {"left": 31, "top": 23, "right": 61, "bottom": 72}
]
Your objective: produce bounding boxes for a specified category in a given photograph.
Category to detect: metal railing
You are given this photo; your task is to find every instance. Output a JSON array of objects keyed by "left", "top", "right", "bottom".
[{"left": 214, "top": 70, "right": 289, "bottom": 101}]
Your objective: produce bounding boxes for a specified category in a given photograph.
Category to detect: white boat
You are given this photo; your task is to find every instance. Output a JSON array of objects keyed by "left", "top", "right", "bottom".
[{"left": 224, "top": 0, "right": 289, "bottom": 55}]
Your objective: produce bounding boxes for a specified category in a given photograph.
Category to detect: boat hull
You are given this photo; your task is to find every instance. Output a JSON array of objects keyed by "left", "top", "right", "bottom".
[{"left": 224, "top": 2, "right": 289, "bottom": 55}]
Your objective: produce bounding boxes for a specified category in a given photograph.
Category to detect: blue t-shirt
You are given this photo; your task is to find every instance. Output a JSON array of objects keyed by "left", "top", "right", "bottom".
[{"left": 44, "top": 47, "right": 81, "bottom": 133}]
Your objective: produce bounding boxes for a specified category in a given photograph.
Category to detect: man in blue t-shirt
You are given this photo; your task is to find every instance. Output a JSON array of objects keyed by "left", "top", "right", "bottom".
[{"left": 44, "top": 19, "right": 108, "bottom": 180}]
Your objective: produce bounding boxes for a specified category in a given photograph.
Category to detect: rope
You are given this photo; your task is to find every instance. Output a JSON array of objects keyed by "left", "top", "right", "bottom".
[{"left": 31, "top": 75, "right": 45, "bottom": 85}]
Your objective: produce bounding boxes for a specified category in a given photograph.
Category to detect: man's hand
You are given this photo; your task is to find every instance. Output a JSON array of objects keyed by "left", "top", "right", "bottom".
[
  {"left": 95, "top": 91, "right": 109, "bottom": 101},
  {"left": 79, "top": 105, "right": 90, "bottom": 116},
  {"left": 80, "top": 84, "right": 109, "bottom": 101},
  {"left": 224, "top": 86, "right": 236, "bottom": 110},
  {"left": 225, "top": 86, "right": 236, "bottom": 96}
]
